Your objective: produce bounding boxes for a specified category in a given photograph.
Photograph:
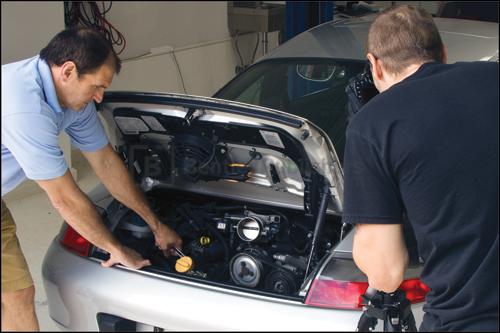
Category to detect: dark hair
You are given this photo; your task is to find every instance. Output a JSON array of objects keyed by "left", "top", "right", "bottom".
[
  {"left": 366, "top": 4, "right": 444, "bottom": 75},
  {"left": 40, "top": 27, "right": 121, "bottom": 77}
]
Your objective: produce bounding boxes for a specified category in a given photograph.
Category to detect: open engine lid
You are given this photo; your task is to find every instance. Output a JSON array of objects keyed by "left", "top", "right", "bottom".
[{"left": 98, "top": 91, "right": 344, "bottom": 217}]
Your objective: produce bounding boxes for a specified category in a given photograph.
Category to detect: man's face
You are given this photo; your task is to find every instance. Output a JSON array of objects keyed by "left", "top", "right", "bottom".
[{"left": 61, "top": 64, "right": 115, "bottom": 111}]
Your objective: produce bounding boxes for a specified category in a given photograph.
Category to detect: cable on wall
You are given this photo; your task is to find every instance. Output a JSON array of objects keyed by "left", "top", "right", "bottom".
[
  {"left": 64, "top": 1, "right": 126, "bottom": 55},
  {"left": 171, "top": 51, "right": 187, "bottom": 95},
  {"left": 234, "top": 31, "right": 260, "bottom": 74}
]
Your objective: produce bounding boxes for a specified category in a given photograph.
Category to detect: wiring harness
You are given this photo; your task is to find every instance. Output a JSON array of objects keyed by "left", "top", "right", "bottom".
[{"left": 64, "top": 1, "right": 126, "bottom": 55}]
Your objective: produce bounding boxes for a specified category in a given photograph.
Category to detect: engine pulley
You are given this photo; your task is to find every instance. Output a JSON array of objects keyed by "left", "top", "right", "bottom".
[
  {"left": 265, "top": 269, "right": 299, "bottom": 295},
  {"left": 229, "top": 253, "right": 264, "bottom": 287}
]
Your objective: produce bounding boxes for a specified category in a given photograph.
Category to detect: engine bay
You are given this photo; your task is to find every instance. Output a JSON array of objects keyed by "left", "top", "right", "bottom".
[{"left": 92, "top": 188, "right": 344, "bottom": 297}]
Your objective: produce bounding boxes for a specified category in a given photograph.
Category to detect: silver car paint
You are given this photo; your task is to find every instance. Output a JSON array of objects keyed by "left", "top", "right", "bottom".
[{"left": 44, "top": 239, "right": 375, "bottom": 331}]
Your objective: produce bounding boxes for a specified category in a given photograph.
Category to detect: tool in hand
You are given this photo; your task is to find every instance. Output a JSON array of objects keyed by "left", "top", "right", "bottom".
[
  {"left": 173, "top": 247, "right": 194, "bottom": 274},
  {"left": 173, "top": 247, "right": 185, "bottom": 257}
]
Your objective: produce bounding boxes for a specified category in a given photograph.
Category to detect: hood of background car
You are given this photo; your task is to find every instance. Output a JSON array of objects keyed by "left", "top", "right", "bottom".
[
  {"left": 98, "top": 91, "right": 344, "bottom": 216},
  {"left": 262, "top": 13, "right": 498, "bottom": 63}
]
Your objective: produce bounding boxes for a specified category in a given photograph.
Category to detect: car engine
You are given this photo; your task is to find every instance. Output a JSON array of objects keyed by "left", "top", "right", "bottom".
[{"left": 106, "top": 188, "right": 343, "bottom": 297}]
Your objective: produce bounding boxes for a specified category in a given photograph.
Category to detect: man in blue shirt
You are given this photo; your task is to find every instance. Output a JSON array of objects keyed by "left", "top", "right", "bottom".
[
  {"left": 2, "top": 27, "right": 182, "bottom": 331},
  {"left": 342, "top": 5, "right": 498, "bottom": 331}
]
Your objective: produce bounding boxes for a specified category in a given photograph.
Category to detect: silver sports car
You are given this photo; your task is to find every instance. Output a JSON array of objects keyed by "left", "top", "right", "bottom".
[{"left": 42, "top": 12, "right": 498, "bottom": 331}]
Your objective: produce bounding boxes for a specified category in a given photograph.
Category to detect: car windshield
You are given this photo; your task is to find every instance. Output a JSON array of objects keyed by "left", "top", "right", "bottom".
[{"left": 214, "top": 59, "right": 367, "bottom": 165}]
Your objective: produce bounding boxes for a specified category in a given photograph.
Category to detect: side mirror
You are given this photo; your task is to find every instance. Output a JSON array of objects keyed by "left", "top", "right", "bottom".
[{"left": 296, "top": 64, "right": 344, "bottom": 82}]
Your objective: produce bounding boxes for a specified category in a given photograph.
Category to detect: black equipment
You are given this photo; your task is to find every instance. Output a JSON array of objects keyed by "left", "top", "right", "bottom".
[
  {"left": 356, "top": 287, "right": 418, "bottom": 332},
  {"left": 345, "top": 59, "right": 379, "bottom": 121}
]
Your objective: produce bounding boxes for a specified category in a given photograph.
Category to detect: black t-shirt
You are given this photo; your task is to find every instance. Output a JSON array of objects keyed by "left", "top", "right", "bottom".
[{"left": 342, "top": 61, "right": 499, "bottom": 331}]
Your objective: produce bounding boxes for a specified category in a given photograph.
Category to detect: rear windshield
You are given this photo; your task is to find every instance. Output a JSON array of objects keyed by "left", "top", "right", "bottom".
[{"left": 214, "top": 59, "right": 366, "bottom": 165}]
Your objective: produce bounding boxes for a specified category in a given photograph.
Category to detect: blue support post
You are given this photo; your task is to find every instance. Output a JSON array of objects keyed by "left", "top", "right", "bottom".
[
  {"left": 320, "top": 2, "right": 334, "bottom": 24},
  {"left": 286, "top": 2, "right": 334, "bottom": 41}
]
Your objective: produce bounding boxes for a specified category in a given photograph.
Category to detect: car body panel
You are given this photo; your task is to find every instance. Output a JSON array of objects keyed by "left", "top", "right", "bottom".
[{"left": 43, "top": 238, "right": 374, "bottom": 331}]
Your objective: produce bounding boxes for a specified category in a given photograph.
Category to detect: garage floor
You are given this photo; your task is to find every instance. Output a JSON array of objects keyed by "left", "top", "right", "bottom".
[{"left": 3, "top": 150, "right": 100, "bottom": 331}]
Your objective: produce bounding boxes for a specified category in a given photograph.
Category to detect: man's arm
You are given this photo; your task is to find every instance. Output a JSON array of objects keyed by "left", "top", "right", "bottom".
[
  {"left": 36, "top": 169, "right": 150, "bottom": 269},
  {"left": 81, "top": 143, "right": 182, "bottom": 257},
  {"left": 352, "top": 223, "right": 409, "bottom": 292}
]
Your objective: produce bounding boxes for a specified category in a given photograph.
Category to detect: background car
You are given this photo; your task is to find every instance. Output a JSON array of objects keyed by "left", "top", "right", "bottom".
[{"left": 42, "top": 13, "right": 498, "bottom": 331}]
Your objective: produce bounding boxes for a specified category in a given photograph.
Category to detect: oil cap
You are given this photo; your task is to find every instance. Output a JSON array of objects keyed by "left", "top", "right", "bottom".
[{"left": 175, "top": 256, "right": 194, "bottom": 273}]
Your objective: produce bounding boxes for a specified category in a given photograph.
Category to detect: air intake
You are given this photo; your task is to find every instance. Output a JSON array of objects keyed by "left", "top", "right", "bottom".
[{"left": 171, "top": 134, "right": 216, "bottom": 183}]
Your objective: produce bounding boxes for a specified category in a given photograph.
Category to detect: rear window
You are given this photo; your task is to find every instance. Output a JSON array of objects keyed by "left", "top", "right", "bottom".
[{"left": 214, "top": 59, "right": 366, "bottom": 165}]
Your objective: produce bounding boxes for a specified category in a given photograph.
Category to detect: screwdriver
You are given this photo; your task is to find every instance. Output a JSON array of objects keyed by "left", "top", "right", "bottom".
[
  {"left": 173, "top": 247, "right": 194, "bottom": 274},
  {"left": 173, "top": 247, "right": 185, "bottom": 257}
]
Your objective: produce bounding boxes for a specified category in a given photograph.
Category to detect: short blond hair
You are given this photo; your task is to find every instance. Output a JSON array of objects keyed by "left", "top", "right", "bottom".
[{"left": 366, "top": 4, "right": 444, "bottom": 75}]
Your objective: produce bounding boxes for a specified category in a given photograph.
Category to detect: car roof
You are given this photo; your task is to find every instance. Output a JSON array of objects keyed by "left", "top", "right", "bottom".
[{"left": 262, "top": 13, "right": 499, "bottom": 63}]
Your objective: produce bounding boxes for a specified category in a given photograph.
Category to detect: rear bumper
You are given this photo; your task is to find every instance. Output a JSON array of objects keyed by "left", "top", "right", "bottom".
[{"left": 42, "top": 237, "right": 373, "bottom": 331}]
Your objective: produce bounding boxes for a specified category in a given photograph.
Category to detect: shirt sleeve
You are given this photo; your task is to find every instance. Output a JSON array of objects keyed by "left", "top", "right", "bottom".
[
  {"left": 342, "top": 130, "right": 404, "bottom": 224},
  {"left": 64, "top": 102, "right": 109, "bottom": 153},
  {"left": 2, "top": 112, "right": 68, "bottom": 181}
]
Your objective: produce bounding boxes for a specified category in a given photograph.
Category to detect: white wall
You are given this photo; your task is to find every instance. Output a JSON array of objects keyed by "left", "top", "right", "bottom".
[
  {"left": 1, "top": 1, "right": 277, "bottom": 97},
  {"left": 102, "top": 1, "right": 278, "bottom": 96},
  {"left": 1, "top": 1, "right": 77, "bottom": 196},
  {"left": 1, "top": 2, "right": 64, "bottom": 64}
]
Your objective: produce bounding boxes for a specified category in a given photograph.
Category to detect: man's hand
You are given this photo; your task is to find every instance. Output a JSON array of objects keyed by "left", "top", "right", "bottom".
[
  {"left": 102, "top": 244, "right": 151, "bottom": 269},
  {"left": 153, "top": 222, "right": 183, "bottom": 257}
]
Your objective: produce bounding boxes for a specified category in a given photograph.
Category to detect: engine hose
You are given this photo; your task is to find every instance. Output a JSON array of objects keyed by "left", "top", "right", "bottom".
[
  {"left": 176, "top": 207, "right": 202, "bottom": 232},
  {"left": 178, "top": 206, "right": 231, "bottom": 280},
  {"left": 206, "top": 223, "right": 231, "bottom": 279}
]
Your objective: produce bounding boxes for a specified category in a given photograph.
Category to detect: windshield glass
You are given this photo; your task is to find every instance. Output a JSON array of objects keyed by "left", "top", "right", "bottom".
[{"left": 214, "top": 59, "right": 366, "bottom": 165}]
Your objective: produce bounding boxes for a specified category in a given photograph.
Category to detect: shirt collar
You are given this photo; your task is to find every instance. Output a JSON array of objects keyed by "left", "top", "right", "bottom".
[{"left": 37, "top": 56, "right": 63, "bottom": 114}]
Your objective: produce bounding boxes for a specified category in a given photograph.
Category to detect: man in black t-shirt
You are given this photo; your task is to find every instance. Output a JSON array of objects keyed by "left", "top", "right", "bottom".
[{"left": 342, "top": 4, "right": 498, "bottom": 331}]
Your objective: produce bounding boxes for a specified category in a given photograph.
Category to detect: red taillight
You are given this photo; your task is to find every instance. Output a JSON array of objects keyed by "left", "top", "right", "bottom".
[
  {"left": 306, "top": 280, "right": 369, "bottom": 309},
  {"left": 305, "top": 278, "right": 429, "bottom": 309},
  {"left": 57, "top": 222, "right": 90, "bottom": 256},
  {"left": 399, "top": 278, "right": 431, "bottom": 303}
]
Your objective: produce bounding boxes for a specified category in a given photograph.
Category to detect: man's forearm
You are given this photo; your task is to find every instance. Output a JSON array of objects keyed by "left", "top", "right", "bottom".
[
  {"left": 38, "top": 168, "right": 151, "bottom": 269},
  {"left": 37, "top": 169, "right": 122, "bottom": 254},
  {"left": 352, "top": 223, "right": 409, "bottom": 292},
  {"left": 94, "top": 149, "right": 162, "bottom": 231},
  {"left": 55, "top": 190, "right": 122, "bottom": 254}
]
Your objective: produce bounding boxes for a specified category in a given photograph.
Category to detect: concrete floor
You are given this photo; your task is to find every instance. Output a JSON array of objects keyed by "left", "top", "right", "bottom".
[{"left": 3, "top": 150, "right": 100, "bottom": 331}]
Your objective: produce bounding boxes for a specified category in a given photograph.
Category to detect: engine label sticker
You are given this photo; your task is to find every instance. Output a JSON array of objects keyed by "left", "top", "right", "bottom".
[
  {"left": 141, "top": 116, "right": 166, "bottom": 131},
  {"left": 115, "top": 116, "right": 149, "bottom": 134},
  {"left": 259, "top": 130, "right": 285, "bottom": 149}
]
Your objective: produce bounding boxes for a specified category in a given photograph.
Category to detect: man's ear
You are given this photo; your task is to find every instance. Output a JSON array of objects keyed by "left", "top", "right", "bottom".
[
  {"left": 60, "top": 61, "right": 77, "bottom": 83},
  {"left": 367, "top": 53, "right": 383, "bottom": 81},
  {"left": 442, "top": 44, "right": 447, "bottom": 64}
]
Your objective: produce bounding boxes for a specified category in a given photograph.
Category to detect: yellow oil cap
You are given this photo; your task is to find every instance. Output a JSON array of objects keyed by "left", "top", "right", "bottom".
[
  {"left": 200, "top": 236, "right": 210, "bottom": 245},
  {"left": 175, "top": 256, "right": 194, "bottom": 273}
]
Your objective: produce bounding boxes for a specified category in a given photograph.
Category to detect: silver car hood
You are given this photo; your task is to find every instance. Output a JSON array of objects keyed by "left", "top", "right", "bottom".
[{"left": 98, "top": 91, "right": 344, "bottom": 216}]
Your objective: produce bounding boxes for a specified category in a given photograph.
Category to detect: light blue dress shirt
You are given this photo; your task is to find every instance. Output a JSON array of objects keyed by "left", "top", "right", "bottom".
[{"left": 1, "top": 56, "right": 109, "bottom": 196}]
